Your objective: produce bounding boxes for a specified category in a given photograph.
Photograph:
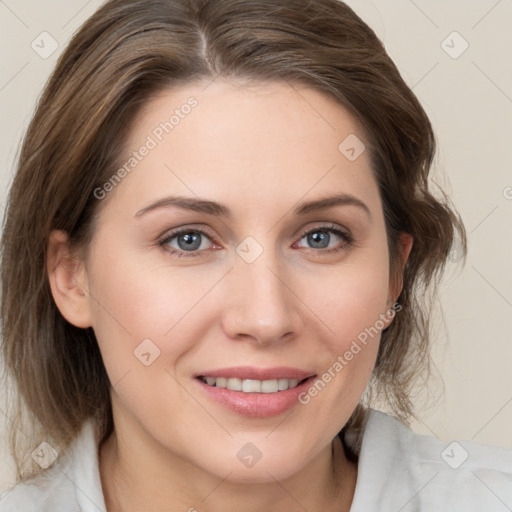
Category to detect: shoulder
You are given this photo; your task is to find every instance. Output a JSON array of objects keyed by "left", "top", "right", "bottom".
[
  {"left": 0, "top": 419, "right": 107, "bottom": 512},
  {"left": 0, "top": 467, "right": 76, "bottom": 512},
  {"left": 350, "top": 408, "right": 512, "bottom": 511}
]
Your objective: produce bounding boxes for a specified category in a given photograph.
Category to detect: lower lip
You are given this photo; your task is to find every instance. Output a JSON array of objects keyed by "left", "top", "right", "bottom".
[{"left": 195, "top": 376, "right": 316, "bottom": 418}]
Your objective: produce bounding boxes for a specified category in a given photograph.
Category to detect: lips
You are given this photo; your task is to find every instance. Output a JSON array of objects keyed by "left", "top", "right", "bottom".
[{"left": 193, "top": 366, "right": 317, "bottom": 417}]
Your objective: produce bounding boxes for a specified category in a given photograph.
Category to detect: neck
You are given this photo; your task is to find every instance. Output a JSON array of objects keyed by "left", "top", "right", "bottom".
[{"left": 99, "top": 420, "right": 357, "bottom": 512}]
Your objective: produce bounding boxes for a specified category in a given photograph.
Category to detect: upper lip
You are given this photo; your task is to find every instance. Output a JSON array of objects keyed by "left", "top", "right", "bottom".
[{"left": 194, "top": 366, "right": 316, "bottom": 381}]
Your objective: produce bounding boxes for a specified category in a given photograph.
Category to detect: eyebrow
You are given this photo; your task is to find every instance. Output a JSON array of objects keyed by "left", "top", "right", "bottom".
[{"left": 135, "top": 193, "right": 371, "bottom": 219}]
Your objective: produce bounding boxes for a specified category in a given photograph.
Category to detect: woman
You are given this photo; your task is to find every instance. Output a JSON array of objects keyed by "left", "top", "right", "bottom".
[{"left": 1, "top": 0, "right": 511, "bottom": 510}]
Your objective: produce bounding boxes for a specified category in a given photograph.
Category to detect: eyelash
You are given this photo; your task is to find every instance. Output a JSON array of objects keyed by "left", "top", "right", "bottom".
[{"left": 158, "top": 224, "right": 354, "bottom": 259}]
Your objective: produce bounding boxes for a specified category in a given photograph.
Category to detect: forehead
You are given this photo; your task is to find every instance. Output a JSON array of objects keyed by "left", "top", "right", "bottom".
[{"left": 108, "top": 78, "right": 381, "bottom": 218}]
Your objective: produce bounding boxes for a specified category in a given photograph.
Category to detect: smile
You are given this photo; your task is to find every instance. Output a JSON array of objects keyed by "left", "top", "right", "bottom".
[{"left": 198, "top": 376, "right": 307, "bottom": 393}]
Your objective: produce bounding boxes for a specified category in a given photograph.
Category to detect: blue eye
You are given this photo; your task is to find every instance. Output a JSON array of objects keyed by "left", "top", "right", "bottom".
[
  {"left": 295, "top": 225, "right": 353, "bottom": 254},
  {"left": 159, "top": 224, "right": 353, "bottom": 259},
  {"left": 160, "top": 229, "right": 214, "bottom": 258}
]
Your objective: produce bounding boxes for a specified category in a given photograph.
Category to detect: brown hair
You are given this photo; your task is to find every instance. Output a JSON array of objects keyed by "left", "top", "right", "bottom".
[{"left": 1, "top": 0, "right": 466, "bottom": 480}]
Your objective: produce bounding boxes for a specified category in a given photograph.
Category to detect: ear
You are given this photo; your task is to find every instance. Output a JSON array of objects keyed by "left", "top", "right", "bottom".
[
  {"left": 387, "top": 232, "right": 413, "bottom": 307},
  {"left": 47, "top": 230, "right": 93, "bottom": 328}
]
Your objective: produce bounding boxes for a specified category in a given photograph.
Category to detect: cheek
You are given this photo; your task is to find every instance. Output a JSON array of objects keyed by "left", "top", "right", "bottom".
[
  {"left": 85, "top": 237, "right": 216, "bottom": 381},
  {"left": 294, "top": 241, "right": 391, "bottom": 414},
  {"left": 301, "top": 244, "right": 391, "bottom": 348}
]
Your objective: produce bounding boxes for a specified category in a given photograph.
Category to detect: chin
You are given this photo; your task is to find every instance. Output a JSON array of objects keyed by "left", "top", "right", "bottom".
[
  {"left": 197, "top": 440, "right": 311, "bottom": 484},
  {"left": 218, "top": 460, "right": 303, "bottom": 485}
]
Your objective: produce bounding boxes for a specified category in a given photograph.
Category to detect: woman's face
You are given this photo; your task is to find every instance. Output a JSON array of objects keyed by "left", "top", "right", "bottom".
[{"left": 68, "top": 78, "right": 407, "bottom": 483}]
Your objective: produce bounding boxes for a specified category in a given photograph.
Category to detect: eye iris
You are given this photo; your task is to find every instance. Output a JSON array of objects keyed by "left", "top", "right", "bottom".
[
  {"left": 308, "top": 231, "right": 330, "bottom": 249},
  {"left": 178, "top": 232, "right": 202, "bottom": 251}
]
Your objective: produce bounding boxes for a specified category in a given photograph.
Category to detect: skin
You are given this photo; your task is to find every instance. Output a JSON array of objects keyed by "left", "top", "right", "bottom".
[{"left": 47, "top": 78, "right": 413, "bottom": 512}]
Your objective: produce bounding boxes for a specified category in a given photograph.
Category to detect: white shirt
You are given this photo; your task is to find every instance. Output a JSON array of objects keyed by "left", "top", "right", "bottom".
[{"left": 1, "top": 408, "right": 511, "bottom": 511}]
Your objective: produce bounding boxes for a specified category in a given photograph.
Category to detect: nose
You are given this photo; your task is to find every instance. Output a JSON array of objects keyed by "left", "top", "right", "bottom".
[{"left": 221, "top": 251, "right": 302, "bottom": 347}]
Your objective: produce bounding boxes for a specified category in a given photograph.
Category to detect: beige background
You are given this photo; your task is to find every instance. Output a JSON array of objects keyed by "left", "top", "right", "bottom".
[{"left": 1, "top": 0, "right": 511, "bottom": 493}]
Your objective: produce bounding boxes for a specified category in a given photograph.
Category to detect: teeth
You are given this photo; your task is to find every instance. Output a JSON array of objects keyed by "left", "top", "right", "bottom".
[
  {"left": 278, "top": 378, "right": 289, "bottom": 391},
  {"left": 243, "top": 379, "right": 262, "bottom": 393},
  {"left": 200, "top": 376, "right": 302, "bottom": 393},
  {"left": 227, "top": 378, "right": 242, "bottom": 391}
]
